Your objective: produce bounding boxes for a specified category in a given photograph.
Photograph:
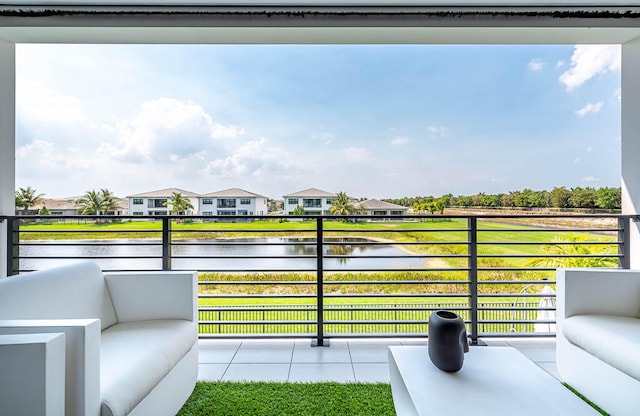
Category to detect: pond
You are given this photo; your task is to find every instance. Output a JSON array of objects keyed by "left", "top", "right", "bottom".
[{"left": 18, "top": 237, "right": 426, "bottom": 272}]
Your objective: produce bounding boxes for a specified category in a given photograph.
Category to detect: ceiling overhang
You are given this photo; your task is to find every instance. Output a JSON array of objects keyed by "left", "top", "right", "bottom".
[{"left": 1, "top": 3, "right": 640, "bottom": 43}]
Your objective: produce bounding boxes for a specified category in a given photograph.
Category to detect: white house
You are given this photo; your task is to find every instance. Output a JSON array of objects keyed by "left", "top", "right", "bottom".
[
  {"left": 355, "top": 199, "right": 408, "bottom": 220},
  {"left": 283, "top": 188, "right": 337, "bottom": 215},
  {"left": 127, "top": 188, "right": 200, "bottom": 216},
  {"left": 199, "top": 188, "right": 268, "bottom": 217}
]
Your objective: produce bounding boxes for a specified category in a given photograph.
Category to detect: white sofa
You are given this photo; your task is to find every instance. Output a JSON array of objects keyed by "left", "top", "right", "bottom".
[
  {"left": 0, "top": 261, "right": 199, "bottom": 416},
  {"left": 556, "top": 268, "right": 640, "bottom": 416}
]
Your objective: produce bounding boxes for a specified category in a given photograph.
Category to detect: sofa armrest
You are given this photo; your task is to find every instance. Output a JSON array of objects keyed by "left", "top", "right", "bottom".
[
  {"left": 557, "top": 268, "right": 640, "bottom": 322},
  {"left": 0, "top": 319, "right": 101, "bottom": 416},
  {"left": 104, "top": 271, "right": 198, "bottom": 323}
]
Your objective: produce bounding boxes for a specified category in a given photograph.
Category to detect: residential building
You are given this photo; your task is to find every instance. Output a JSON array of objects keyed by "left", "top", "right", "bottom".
[
  {"left": 283, "top": 188, "right": 337, "bottom": 215},
  {"left": 127, "top": 188, "right": 200, "bottom": 216},
  {"left": 15, "top": 197, "right": 81, "bottom": 216},
  {"left": 355, "top": 199, "right": 408, "bottom": 220},
  {"left": 199, "top": 188, "right": 268, "bottom": 217}
]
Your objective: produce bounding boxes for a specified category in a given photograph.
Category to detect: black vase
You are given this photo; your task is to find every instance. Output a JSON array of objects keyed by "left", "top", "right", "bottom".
[{"left": 428, "top": 310, "right": 469, "bottom": 372}]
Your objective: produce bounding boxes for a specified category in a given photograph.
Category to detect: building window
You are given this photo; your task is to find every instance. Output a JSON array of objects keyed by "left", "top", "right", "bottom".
[
  {"left": 149, "top": 199, "right": 167, "bottom": 208},
  {"left": 132, "top": 198, "right": 143, "bottom": 205},
  {"left": 240, "top": 198, "right": 251, "bottom": 205},
  {"left": 202, "top": 198, "right": 213, "bottom": 205},
  {"left": 218, "top": 199, "right": 236, "bottom": 208},
  {"left": 202, "top": 211, "right": 213, "bottom": 216},
  {"left": 373, "top": 211, "right": 387, "bottom": 216},
  {"left": 219, "top": 211, "right": 236, "bottom": 216},
  {"left": 303, "top": 199, "right": 322, "bottom": 208},
  {"left": 238, "top": 210, "right": 248, "bottom": 216},
  {"left": 288, "top": 198, "right": 299, "bottom": 205},
  {"left": 133, "top": 211, "right": 144, "bottom": 216},
  {"left": 326, "top": 198, "right": 333, "bottom": 205},
  {"left": 390, "top": 210, "right": 404, "bottom": 216}
]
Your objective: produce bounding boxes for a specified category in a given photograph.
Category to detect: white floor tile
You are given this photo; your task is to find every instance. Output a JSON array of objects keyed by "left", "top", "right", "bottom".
[
  {"left": 349, "top": 343, "right": 398, "bottom": 363},
  {"left": 289, "top": 363, "right": 355, "bottom": 383},
  {"left": 353, "top": 363, "right": 390, "bottom": 383},
  {"left": 198, "top": 343, "right": 240, "bottom": 363},
  {"left": 222, "top": 363, "right": 290, "bottom": 382},
  {"left": 537, "top": 362, "right": 561, "bottom": 380},
  {"left": 292, "top": 343, "right": 352, "bottom": 363},
  {"left": 232, "top": 343, "right": 294, "bottom": 363},
  {"left": 198, "top": 363, "right": 228, "bottom": 381}
]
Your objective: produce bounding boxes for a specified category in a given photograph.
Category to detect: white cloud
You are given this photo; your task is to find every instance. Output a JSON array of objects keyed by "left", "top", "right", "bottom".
[
  {"left": 98, "top": 98, "right": 243, "bottom": 163},
  {"left": 391, "top": 136, "right": 410, "bottom": 145},
  {"left": 16, "top": 77, "right": 86, "bottom": 125},
  {"left": 427, "top": 126, "right": 448, "bottom": 137},
  {"left": 575, "top": 102, "right": 604, "bottom": 117},
  {"left": 528, "top": 59, "right": 545, "bottom": 71},
  {"left": 556, "top": 60, "right": 566, "bottom": 68},
  {"left": 582, "top": 176, "right": 600, "bottom": 183},
  {"left": 559, "top": 45, "right": 621, "bottom": 91},
  {"left": 340, "top": 147, "right": 374, "bottom": 163},
  {"left": 574, "top": 157, "right": 581, "bottom": 163},
  {"left": 16, "top": 139, "right": 92, "bottom": 174},
  {"left": 203, "top": 137, "right": 306, "bottom": 180},
  {"left": 586, "top": 146, "right": 593, "bottom": 153},
  {"left": 616, "top": 87, "right": 622, "bottom": 103}
]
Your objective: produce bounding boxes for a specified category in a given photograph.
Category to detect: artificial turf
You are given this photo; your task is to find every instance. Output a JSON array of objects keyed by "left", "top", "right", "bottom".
[{"left": 177, "top": 381, "right": 396, "bottom": 416}]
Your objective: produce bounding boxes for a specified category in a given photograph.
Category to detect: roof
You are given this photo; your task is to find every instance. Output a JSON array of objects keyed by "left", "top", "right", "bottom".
[
  {"left": 202, "top": 188, "right": 266, "bottom": 198},
  {"left": 126, "top": 188, "right": 201, "bottom": 198},
  {"left": 284, "top": 188, "right": 337, "bottom": 198},
  {"left": 31, "top": 198, "right": 79, "bottom": 211},
  {"left": 356, "top": 199, "right": 408, "bottom": 210}
]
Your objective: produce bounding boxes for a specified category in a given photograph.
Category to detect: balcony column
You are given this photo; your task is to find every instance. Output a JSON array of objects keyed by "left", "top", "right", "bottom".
[
  {"left": 0, "top": 38, "right": 15, "bottom": 278},
  {"left": 622, "top": 37, "right": 640, "bottom": 269}
]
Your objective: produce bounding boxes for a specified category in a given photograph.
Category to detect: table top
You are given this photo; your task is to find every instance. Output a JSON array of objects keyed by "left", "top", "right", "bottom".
[{"left": 388, "top": 346, "right": 600, "bottom": 416}]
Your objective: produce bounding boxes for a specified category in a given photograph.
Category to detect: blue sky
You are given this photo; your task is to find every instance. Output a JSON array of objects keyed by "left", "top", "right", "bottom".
[{"left": 16, "top": 44, "right": 621, "bottom": 200}]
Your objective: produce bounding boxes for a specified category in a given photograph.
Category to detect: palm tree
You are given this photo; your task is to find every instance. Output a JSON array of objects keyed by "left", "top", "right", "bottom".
[
  {"left": 329, "top": 191, "right": 356, "bottom": 217},
  {"left": 163, "top": 192, "right": 194, "bottom": 219},
  {"left": 76, "top": 190, "right": 105, "bottom": 217},
  {"left": 15, "top": 186, "right": 44, "bottom": 213},
  {"left": 99, "top": 188, "right": 121, "bottom": 215},
  {"left": 527, "top": 233, "right": 617, "bottom": 268}
]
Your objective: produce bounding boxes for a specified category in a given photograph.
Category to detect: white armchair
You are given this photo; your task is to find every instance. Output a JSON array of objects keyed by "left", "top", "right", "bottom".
[{"left": 556, "top": 268, "right": 640, "bottom": 416}]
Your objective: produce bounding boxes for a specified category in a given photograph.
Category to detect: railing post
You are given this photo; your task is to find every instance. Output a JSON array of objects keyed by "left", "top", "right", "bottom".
[
  {"left": 618, "top": 217, "right": 631, "bottom": 269},
  {"left": 313, "top": 216, "right": 327, "bottom": 346},
  {"left": 468, "top": 217, "right": 479, "bottom": 345},
  {"left": 6, "top": 217, "right": 19, "bottom": 275},
  {"left": 162, "top": 217, "right": 172, "bottom": 271}
]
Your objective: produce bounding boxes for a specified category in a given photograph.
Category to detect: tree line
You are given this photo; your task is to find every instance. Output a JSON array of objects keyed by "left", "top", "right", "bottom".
[{"left": 383, "top": 186, "right": 622, "bottom": 210}]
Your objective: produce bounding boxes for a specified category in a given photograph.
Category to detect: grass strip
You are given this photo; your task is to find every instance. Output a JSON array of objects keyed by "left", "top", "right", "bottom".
[
  {"left": 563, "top": 383, "right": 610, "bottom": 416},
  {"left": 177, "top": 381, "right": 396, "bottom": 416}
]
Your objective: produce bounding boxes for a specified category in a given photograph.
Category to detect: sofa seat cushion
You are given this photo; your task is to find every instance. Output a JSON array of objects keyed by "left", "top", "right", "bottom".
[
  {"left": 100, "top": 319, "right": 197, "bottom": 416},
  {"left": 563, "top": 314, "right": 640, "bottom": 381}
]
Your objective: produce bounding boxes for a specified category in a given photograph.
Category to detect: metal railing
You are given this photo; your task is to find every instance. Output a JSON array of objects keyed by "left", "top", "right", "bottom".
[{"left": 1, "top": 213, "right": 633, "bottom": 345}]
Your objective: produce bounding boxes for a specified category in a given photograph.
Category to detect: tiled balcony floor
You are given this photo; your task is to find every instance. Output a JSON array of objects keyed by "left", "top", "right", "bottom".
[{"left": 198, "top": 337, "right": 558, "bottom": 383}]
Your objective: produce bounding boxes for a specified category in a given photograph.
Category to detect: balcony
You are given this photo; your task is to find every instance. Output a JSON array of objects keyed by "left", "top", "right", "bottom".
[{"left": 3, "top": 213, "right": 632, "bottom": 348}]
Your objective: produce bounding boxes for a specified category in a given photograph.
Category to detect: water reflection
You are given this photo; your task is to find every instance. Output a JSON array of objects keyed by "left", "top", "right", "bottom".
[{"left": 19, "top": 237, "right": 422, "bottom": 271}]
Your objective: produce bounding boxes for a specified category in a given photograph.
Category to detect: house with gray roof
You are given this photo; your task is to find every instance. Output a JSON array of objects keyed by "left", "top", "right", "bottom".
[
  {"left": 127, "top": 188, "right": 200, "bottom": 216},
  {"left": 199, "top": 188, "right": 268, "bottom": 217},
  {"left": 355, "top": 199, "right": 408, "bottom": 221},
  {"left": 283, "top": 188, "right": 337, "bottom": 216}
]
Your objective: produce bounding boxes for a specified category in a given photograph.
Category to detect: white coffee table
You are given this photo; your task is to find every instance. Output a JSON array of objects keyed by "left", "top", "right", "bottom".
[{"left": 388, "top": 346, "right": 600, "bottom": 416}]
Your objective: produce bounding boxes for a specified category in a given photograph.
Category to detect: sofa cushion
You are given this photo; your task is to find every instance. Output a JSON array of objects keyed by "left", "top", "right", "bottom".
[
  {"left": 563, "top": 314, "right": 640, "bottom": 381},
  {"left": 100, "top": 319, "right": 197, "bottom": 416},
  {"left": 0, "top": 261, "right": 117, "bottom": 330}
]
